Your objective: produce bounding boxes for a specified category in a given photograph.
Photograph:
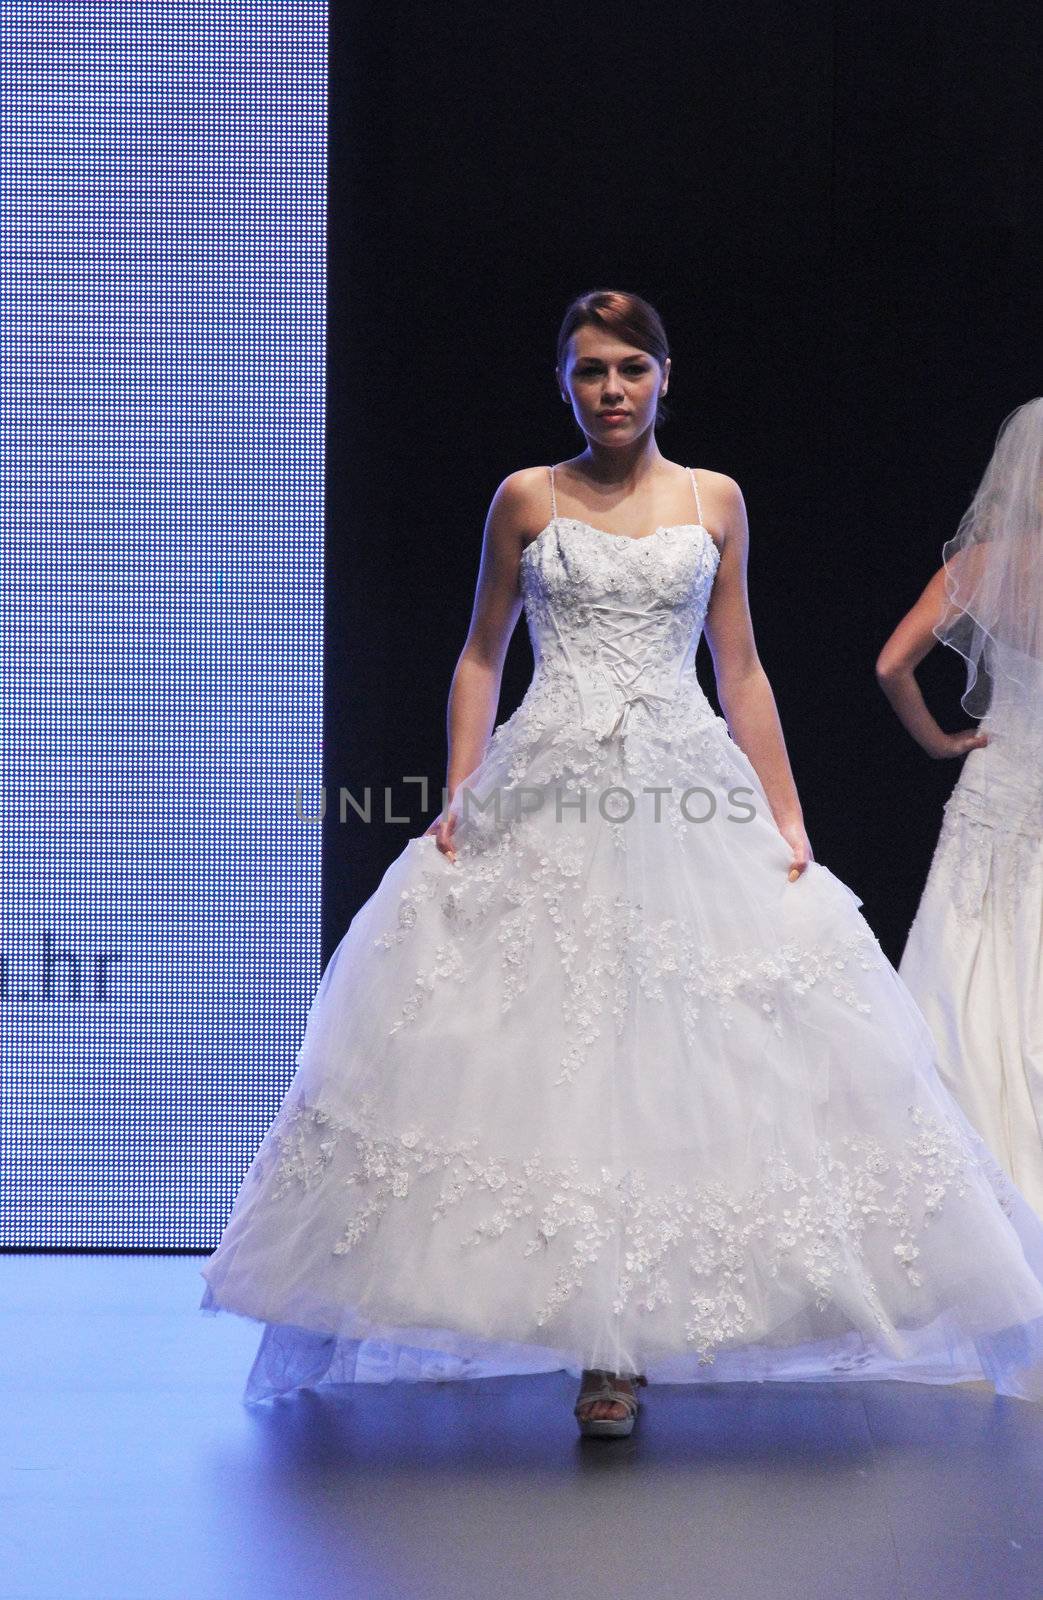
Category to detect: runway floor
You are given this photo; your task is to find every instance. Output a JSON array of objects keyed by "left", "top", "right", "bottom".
[{"left": 2, "top": 1253, "right": 1042, "bottom": 1600}]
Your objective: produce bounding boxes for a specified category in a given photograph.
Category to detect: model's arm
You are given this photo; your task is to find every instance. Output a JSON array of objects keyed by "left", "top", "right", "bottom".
[
  {"left": 426, "top": 470, "right": 533, "bottom": 860},
  {"left": 874, "top": 557, "right": 990, "bottom": 759},
  {"left": 701, "top": 474, "right": 812, "bottom": 880}
]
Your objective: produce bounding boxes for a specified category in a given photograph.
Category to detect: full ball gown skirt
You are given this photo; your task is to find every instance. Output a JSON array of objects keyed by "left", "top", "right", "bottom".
[
  {"left": 899, "top": 647, "right": 1043, "bottom": 1214},
  {"left": 201, "top": 514, "right": 1043, "bottom": 1403}
]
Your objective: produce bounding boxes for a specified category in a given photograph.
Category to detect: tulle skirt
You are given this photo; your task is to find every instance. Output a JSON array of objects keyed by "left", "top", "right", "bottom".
[{"left": 200, "top": 709, "right": 1043, "bottom": 1403}]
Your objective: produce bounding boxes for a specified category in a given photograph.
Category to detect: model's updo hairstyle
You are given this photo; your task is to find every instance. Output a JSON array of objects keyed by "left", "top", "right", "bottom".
[{"left": 556, "top": 288, "right": 672, "bottom": 427}]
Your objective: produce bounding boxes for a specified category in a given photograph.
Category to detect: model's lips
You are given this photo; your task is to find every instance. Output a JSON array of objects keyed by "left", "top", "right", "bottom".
[{"left": 598, "top": 411, "right": 629, "bottom": 420}]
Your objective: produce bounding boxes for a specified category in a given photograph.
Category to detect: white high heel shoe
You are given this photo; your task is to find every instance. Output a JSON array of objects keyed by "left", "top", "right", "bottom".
[{"left": 573, "top": 1369, "right": 647, "bottom": 1438}]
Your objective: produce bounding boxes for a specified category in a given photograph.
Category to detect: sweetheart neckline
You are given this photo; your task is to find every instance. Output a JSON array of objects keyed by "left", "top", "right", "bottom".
[{"left": 522, "top": 518, "right": 721, "bottom": 564}]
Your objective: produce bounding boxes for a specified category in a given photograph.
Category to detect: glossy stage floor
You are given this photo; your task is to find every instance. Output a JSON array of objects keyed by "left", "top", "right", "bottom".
[{"left": 3, "top": 1253, "right": 1043, "bottom": 1600}]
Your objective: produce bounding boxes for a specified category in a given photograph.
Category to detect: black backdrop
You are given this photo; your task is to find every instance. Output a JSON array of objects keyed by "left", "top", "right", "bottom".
[{"left": 324, "top": 0, "right": 1041, "bottom": 970}]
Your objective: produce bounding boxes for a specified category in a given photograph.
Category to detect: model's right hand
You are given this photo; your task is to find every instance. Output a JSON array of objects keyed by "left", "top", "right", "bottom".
[{"left": 423, "top": 811, "right": 458, "bottom": 864}]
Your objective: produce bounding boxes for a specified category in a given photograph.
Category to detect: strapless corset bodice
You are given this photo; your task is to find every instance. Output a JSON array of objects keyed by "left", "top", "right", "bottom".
[{"left": 517, "top": 518, "right": 721, "bottom": 742}]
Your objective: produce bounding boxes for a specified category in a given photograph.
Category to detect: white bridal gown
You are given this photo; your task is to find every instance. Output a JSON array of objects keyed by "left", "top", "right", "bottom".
[
  {"left": 899, "top": 647, "right": 1043, "bottom": 1214},
  {"left": 201, "top": 466, "right": 1043, "bottom": 1403}
]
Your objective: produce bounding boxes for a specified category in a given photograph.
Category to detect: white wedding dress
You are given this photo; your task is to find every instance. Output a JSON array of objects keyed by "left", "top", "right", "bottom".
[
  {"left": 201, "top": 466, "right": 1043, "bottom": 1403},
  {"left": 899, "top": 647, "right": 1043, "bottom": 1213}
]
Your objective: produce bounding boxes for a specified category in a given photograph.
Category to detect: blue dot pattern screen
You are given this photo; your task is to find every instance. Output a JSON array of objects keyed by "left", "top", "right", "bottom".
[{"left": 0, "top": 3, "right": 327, "bottom": 1248}]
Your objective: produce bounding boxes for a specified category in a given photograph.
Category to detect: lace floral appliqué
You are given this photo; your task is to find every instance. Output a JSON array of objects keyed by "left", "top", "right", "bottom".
[{"left": 265, "top": 1096, "right": 988, "bottom": 1364}]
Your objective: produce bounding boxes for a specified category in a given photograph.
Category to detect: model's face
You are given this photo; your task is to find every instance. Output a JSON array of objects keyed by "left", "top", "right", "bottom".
[{"left": 557, "top": 328, "right": 668, "bottom": 443}]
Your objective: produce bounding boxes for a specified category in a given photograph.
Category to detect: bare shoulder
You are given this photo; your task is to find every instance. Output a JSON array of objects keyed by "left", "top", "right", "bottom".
[
  {"left": 693, "top": 467, "right": 745, "bottom": 511},
  {"left": 690, "top": 468, "right": 746, "bottom": 557},
  {"left": 944, "top": 538, "right": 991, "bottom": 586},
  {"left": 485, "top": 465, "right": 554, "bottom": 545}
]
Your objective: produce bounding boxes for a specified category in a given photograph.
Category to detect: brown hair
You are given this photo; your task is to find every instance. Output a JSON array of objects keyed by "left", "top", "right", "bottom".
[{"left": 556, "top": 288, "right": 671, "bottom": 426}]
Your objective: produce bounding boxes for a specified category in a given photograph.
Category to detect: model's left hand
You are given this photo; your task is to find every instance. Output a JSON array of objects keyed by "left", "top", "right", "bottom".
[{"left": 778, "top": 819, "right": 814, "bottom": 881}]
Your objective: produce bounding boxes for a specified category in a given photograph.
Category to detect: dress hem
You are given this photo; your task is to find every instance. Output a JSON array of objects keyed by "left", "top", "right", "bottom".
[{"left": 199, "top": 1273, "right": 1043, "bottom": 1406}]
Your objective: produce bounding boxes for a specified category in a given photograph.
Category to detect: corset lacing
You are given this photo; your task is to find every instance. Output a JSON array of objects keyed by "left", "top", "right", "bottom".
[{"left": 587, "top": 601, "right": 678, "bottom": 741}]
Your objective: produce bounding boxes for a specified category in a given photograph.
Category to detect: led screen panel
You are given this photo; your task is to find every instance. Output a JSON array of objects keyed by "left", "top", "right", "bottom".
[{"left": 0, "top": 2, "right": 327, "bottom": 1247}]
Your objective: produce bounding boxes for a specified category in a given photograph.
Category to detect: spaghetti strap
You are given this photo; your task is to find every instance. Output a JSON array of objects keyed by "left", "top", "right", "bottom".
[
  {"left": 548, "top": 463, "right": 558, "bottom": 522},
  {"left": 688, "top": 466, "right": 705, "bottom": 527}
]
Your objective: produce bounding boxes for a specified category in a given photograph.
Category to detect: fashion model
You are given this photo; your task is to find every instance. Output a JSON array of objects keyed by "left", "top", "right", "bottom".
[
  {"left": 879, "top": 397, "right": 1043, "bottom": 1214},
  {"left": 202, "top": 295, "right": 1043, "bottom": 1437}
]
